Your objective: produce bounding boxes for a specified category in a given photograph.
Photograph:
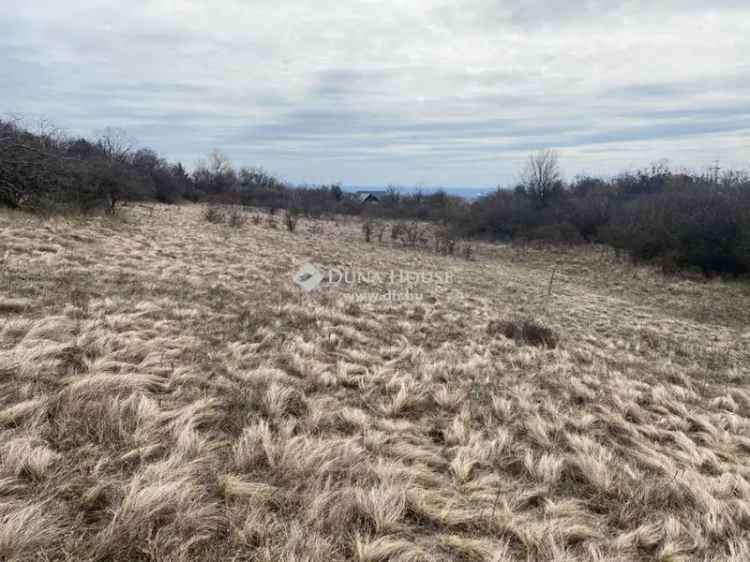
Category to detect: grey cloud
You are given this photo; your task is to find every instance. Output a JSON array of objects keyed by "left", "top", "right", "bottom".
[
  {"left": 1, "top": 0, "right": 749, "bottom": 186},
  {"left": 436, "top": 0, "right": 750, "bottom": 29}
]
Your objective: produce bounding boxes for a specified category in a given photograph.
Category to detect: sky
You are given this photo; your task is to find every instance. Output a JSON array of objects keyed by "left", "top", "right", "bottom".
[{"left": 2, "top": 1, "right": 749, "bottom": 188}]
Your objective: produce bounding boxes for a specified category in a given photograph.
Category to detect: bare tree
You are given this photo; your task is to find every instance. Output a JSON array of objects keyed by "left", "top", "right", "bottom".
[
  {"left": 208, "top": 149, "right": 232, "bottom": 177},
  {"left": 195, "top": 149, "right": 236, "bottom": 196},
  {"left": 95, "top": 127, "right": 135, "bottom": 163},
  {"left": 520, "top": 149, "right": 563, "bottom": 207}
]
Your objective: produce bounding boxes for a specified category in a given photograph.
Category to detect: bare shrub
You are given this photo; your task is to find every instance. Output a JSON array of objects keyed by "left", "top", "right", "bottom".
[
  {"left": 374, "top": 222, "right": 386, "bottom": 243},
  {"left": 204, "top": 206, "right": 225, "bottom": 224},
  {"left": 435, "top": 228, "right": 457, "bottom": 256},
  {"left": 401, "top": 222, "right": 421, "bottom": 247},
  {"left": 284, "top": 208, "right": 299, "bottom": 232},
  {"left": 362, "top": 221, "right": 373, "bottom": 243},
  {"left": 390, "top": 222, "right": 404, "bottom": 242},
  {"left": 228, "top": 207, "right": 246, "bottom": 228},
  {"left": 487, "top": 317, "right": 559, "bottom": 348},
  {"left": 307, "top": 223, "right": 324, "bottom": 235}
]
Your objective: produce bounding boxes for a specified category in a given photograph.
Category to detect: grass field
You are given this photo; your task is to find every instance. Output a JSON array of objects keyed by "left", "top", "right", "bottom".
[{"left": 1, "top": 204, "right": 749, "bottom": 562}]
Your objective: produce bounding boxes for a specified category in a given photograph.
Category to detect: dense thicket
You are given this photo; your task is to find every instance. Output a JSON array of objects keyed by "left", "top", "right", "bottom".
[
  {"left": 2, "top": 120, "right": 748, "bottom": 274},
  {"left": 456, "top": 157, "right": 750, "bottom": 274},
  {"left": 0, "top": 120, "right": 193, "bottom": 212}
]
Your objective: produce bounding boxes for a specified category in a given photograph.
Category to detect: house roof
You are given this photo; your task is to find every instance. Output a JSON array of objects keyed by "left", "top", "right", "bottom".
[{"left": 356, "top": 190, "right": 387, "bottom": 202}]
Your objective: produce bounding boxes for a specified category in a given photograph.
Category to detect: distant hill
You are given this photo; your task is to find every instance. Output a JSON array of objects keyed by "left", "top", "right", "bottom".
[{"left": 342, "top": 185, "right": 492, "bottom": 200}]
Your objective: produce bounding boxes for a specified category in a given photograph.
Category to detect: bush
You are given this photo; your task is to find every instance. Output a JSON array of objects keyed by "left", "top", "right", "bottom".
[
  {"left": 434, "top": 228, "right": 457, "bottom": 255},
  {"left": 602, "top": 184, "right": 750, "bottom": 275},
  {"left": 487, "top": 318, "right": 559, "bottom": 348},
  {"left": 401, "top": 222, "right": 421, "bottom": 247},
  {"left": 462, "top": 189, "right": 536, "bottom": 240},
  {"left": 522, "top": 222, "right": 583, "bottom": 245},
  {"left": 0, "top": 120, "right": 187, "bottom": 213},
  {"left": 374, "top": 222, "right": 386, "bottom": 242},
  {"left": 391, "top": 223, "right": 404, "bottom": 242},
  {"left": 204, "top": 206, "right": 225, "bottom": 224},
  {"left": 567, "top": 186, "right": 612, "bottom": 242},
  {"left": 284, "top": 209, "right": 299, "bottom": 232},
  {"left": 228, "top": 207, "right": 246, "bottom": 228},
  {"left": 523, "top": 321, "right": 559, "bottom": 348},
  {"left": 362, "top": 221, "right": 373, "bottom": 243}
]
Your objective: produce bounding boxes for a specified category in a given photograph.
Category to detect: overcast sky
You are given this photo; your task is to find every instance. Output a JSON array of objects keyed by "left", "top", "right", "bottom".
[{"left": 2, "top": 1, "right": 749, "bottom": 187}]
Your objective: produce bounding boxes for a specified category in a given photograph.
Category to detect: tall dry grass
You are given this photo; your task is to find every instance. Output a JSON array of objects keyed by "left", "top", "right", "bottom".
[{"left": 0, "top": 204, "right": 748, "bottom": 561}]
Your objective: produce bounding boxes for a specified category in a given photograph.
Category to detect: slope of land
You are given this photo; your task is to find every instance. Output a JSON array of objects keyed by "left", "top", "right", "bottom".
[{"left": 1, "top": 204, "right": 749, "bottom": 562}]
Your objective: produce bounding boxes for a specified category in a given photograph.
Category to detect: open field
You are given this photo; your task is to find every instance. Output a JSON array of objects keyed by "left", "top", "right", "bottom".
[{"left": 1, "top": 204, "right": 749, "bottom": 562}]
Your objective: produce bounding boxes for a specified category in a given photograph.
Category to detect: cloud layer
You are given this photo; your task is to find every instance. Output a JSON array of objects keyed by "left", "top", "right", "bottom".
[{"left": 3, "top": 1, "right": 749, "bottom": 186}]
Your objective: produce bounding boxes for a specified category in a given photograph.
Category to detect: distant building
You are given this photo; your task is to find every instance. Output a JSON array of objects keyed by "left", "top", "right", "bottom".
[{"left": 356, "top": 190, "right": 387, "bottom": 203}]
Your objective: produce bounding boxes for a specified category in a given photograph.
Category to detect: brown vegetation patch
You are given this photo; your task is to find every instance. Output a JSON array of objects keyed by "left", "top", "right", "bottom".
[{"left": 487, "top": 318, "right": 560, "bottom": 348}]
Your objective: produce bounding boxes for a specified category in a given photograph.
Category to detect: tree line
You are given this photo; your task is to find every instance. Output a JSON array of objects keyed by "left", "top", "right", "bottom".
[{"left": 2, "top": 119, "right": 749, "bottom": 275}]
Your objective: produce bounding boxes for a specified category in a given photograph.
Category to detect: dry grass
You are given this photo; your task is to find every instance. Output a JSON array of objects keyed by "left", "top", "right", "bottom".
[{"left": 0, "top": 204, "right": 749, "bottom": 561}]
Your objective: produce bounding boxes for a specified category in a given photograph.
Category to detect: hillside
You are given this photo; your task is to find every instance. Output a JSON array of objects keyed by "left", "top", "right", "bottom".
[{"left": 1, "top": 204, "right": 749, "bottom": 562}]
